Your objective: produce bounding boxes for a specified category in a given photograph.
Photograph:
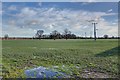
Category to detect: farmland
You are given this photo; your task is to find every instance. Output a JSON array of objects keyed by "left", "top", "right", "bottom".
[{"left": 2, "top": 39, "right": 119, "bottom": 78}]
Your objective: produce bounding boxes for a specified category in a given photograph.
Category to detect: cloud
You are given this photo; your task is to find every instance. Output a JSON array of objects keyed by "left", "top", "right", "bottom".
[
  {"left": 38, "top": 2, "right": 42, "bottom": 7},
  {"left": 70, "top": 0, "right": 100, "bottom": 2},
  {"left": 8, "top": 20, "right": 16, "bottom": 25},
  {"left": 70, "top": 0, "right": 119, "bottom": 2},
  {"left": 2, "top": 7, "right": 118, "bottom": 37},
  {"left": 0, "top": 10, "right": 2, "bottom": 15},
  {"left": 0, "top": 2, "right": 1, "bottom": 37},
  {"left": 0, "top": 2, "right": 2, "bottom": 15},
  {"left": 18, "top": 7, "right": 37, "bottom": 18},
  {"left": 1, "top": 0, "right": 120, "bottom": 2},
  {"left": 0, "top": 21, "right": 1, "bottom": 37},
  {"left": 2, "top": 24, "right": 36, "bottom": 37},
  {"left": 70, "top": 0, "right": 96, "bottom": 2},
  {"left": 81, "top": 2, "right": 94, "bottom": 5},
  {"left": 108, "top": 9, "right": 113, "bottom": 12},
  {"left": 8, "top": 5, "right": 17, "bottom": 10}
]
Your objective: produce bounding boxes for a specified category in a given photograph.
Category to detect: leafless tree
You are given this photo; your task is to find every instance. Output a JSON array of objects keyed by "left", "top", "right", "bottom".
[
  {"left": 51, "top": 30, "right": 58, "bottom": 40},
  {"left": 64, "top": 28, "right": 71, "bottom": 40},
  {"left": 36, "top": 30, "right": 44, "bottom": 40},
  {"left": 4, "top": 34, "right": 9, "bottom": 39}
]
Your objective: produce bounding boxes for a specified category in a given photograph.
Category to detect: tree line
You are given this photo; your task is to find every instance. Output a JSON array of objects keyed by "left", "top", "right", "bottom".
[
  {"left": 34, "top": 28, "right": 76, "bottom": 40},
  {"left": 3, "top": 28, "right": 119, "bottom": 40}
]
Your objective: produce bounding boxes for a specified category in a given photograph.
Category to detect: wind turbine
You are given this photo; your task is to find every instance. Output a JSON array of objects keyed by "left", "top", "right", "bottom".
[
  {"left": 86, "top": 19, "right": 98, "bottom": 41},
  {"left": 92, "top": 22, "right": 97, "bottom": 41},
  {"left": 85, "top": 32, "right": 87, "bottom": 39}
]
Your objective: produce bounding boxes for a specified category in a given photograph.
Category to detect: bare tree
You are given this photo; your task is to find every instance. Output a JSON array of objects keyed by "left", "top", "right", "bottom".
[
  {"left": 64, "top": 28, "right": 71, "bottom": 40},
  {"left": 104, "top": 35, "right": 109, "bottom": 39},
  {"left": 51, "top": 30, "right": 58, "bottom": 40},
  {"left": 4, "top": 34, "right": 9, "bottom": 39},
  {"left": 36, "top": 30, "right": 44, "bottom": 40}
]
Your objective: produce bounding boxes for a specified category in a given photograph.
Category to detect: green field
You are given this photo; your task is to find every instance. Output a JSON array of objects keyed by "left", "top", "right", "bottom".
[{"left": 2, "top": 39, "right": 119, "bottom": 78}]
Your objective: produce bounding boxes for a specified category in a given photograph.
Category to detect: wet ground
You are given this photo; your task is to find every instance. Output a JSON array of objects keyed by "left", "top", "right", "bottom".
[
  {"left": 25, "top": 66, "right": 118, "bottom": 78},
  {"left": 25, "top": 66, "right": 69, "bottom": 78}
]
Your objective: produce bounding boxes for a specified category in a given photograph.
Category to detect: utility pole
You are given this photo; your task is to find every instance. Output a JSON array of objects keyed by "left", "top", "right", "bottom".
[
  {"left": 92, "top": 22, "right": 97, "bottom": 41},
  {"left": 90, "top": 31, "right": 92, "bottom": 38},
  {"left": 85, "top": 32, "right": 86, "bottom": 39}
]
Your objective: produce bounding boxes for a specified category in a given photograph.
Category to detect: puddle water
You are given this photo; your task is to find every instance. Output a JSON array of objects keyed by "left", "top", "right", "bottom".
[{"left": 25, "top": 66, "right": 68, "bottom": 78}]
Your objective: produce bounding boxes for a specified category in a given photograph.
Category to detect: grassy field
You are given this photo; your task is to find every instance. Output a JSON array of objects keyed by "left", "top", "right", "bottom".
[{"left": 2, "top": 39, "right": 119, "bottom": 78}]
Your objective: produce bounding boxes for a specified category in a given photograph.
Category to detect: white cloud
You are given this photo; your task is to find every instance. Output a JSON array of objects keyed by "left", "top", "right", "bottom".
[
  {"left": 70, "top": 0, "right": 96, "bottom": 2},
  {"left": 108, "top": 9, "right": 113, "bottom": 12},
  {"left": 2, "top": 24, "right": 36, "bottom": 37},
  {"left": 0, "top": 2, "right": 1, "bottom": 37},
  {"left": 0, "top": 10, "right": 2, "bottom": 15},
  {"left": 1, "top": 0, "right": 120, "bottom": 2},
  {"left": 0, "top": 2, "right": 2, "bottom": 15},
  {"left": 8, "top": 20, "right": 16, "bottom": 25},
  {"left": 18, "top": 7, "right": 37, "bottom": 18},
  {"left": 70, "top": 0, "right": 119, "bottom": 2},
  {"left": 0, "top": 22, "right": 2, "bottom": 37},
  {"left": 2, "top": 7, "right": 118, "bottom": 37},
  {"left": 38, "top": 2, "right": 42, "bottom": 7},
  {"left": 81, "top": 2, "right": 93, "bottom": 5},
  {"left": 8, "top": 5, "right": 17, "bottom": 10}
]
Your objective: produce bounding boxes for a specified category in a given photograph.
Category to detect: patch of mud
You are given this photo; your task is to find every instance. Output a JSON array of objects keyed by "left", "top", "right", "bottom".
[
  {"left": 2, "top": 47, "right": 11, "bottom": 49},
  {"left": 28, "top": 47, "right": 59, "bottom": 50},
  {"left": 40, "top": 48, "right": 58, "bottom": 50},
  {"left": 81, "top": 69, "right": 116, "bottom": 78},
  {"left": 25, "top": 66, "right": 69, "bottom": 78},
  {"left": 28, "top": 47, "right": 37, "bottom": 49}
]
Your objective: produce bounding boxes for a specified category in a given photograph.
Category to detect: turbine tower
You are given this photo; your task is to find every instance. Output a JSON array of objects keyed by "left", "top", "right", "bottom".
[
  {"left": 85, "top": 32, "right": 86, "bottom": 39},
  {"left": 92, "top": 22, "right": 97, "bottom": 41},
  {"left": 86, "top": 20, "right": 98, "bottom": 41}
]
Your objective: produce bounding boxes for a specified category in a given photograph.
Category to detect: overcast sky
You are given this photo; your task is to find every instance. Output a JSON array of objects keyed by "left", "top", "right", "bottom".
[
  {"left": 1, "top": 0, "right": 120, "bottom": 2},
  {"left": 1, "top": 1, "right": 118, "bottom": 37}
]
